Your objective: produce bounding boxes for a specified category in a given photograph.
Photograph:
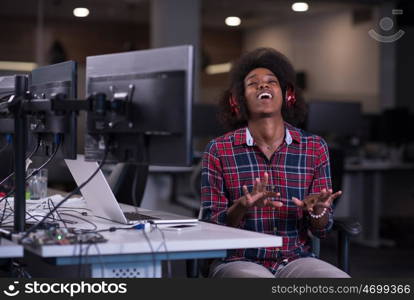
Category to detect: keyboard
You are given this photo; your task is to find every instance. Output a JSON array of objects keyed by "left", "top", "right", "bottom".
[{"left": 124, "top": 212, "right": 160, "bottom": 221}]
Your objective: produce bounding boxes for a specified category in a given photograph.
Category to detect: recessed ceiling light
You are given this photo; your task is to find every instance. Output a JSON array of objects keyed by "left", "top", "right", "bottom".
[
  {"left": 73, "top": 7, "right": 90, "bottom": 18},
  {"left": 0, "top": 61, "right": 37, "bottom": 72},
  {"left": 292, "top": 2, "right": 309, "bottom": 12},
  {"left": 225, "top": 16, "right": 241, "bottom": 27}
]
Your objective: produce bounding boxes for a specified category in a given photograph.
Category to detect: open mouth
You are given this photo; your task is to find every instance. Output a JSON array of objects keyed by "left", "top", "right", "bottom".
[{"left": 258, "top": 92, "right": 273, "bottom": 100}]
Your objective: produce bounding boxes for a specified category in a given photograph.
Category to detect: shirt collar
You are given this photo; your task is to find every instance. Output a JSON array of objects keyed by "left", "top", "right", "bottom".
[{"left": 234, "top": 123, "right": 300, "bottom": 146}]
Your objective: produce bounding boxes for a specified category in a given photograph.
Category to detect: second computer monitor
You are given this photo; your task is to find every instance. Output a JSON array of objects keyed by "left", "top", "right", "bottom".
[
  {"left": 85, "top": 45, "right": 194, "bottom": 166},
  {"left": 306, "top": 101, "right": 363, "bottom": 138}
]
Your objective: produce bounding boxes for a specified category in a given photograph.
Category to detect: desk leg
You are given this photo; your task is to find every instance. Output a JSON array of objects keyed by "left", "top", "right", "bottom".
[
  {"left": 373, "top": 171, "right": 395, "bottom": 247},
  {"left": 353, "top": 171, "right": 380, "bottom": 247},
  {"left": 91, "top": 261, "right": 161, "bottom": 278}
]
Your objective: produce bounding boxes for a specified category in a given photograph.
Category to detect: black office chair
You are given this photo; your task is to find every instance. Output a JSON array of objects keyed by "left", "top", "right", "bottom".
[{"left": 186, "top": 147, "right": 361, "bottom": 277}]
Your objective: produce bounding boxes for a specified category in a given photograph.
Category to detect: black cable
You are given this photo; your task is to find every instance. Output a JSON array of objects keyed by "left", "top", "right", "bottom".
[
  {"left": 58, "top": 206, "right": 91, "bottom": 211},
  {"left": 0, "top": 138, "right": 56, "bottom": 206},
  {"left": 93, "top": 227, "right": 135, "bottom": 233},
  {"left": 20, "top": 148, "right": 109, "bottom": 242},
  {"left": 132, "top": 165, "right": 139, "bottom": 210},
  {"left": 0, "top": 139, "right": 57, "bottom": 226},
  {"left": 48, "top": 198, "right": 67, "bottom": 228},
  {"left": 0, "top": 199, "right": 12, "bottom": 225},
  {"left": 78, "top": 238, "right": 83, "bottom": 278},
  {"left": 0, "top": 92, "right": 13, "bottom": 98},
  {"left": 155, "top": 227, "right": 171, "bottom": 278},
  {"left": 93, "top": 215, "right": 134, "bottom": 225}
]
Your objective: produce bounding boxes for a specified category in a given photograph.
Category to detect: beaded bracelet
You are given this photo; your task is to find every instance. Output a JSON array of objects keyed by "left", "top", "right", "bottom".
[{"left": 309, "top": 207, "right": 327, "bottom": 219}]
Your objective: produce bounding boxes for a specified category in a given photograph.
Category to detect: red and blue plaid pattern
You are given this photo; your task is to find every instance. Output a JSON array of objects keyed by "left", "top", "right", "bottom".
[{"left": 201, "top": 122, "right": 333, "bottom": 274}]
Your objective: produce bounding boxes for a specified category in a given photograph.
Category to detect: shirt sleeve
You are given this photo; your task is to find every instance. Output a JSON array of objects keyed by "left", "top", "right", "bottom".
[
  {"left": 308, "top": 137, "right": 334, "bottom": 238},
  {"left": 200, "top": 141, "right": 232, "bottom": 226}
]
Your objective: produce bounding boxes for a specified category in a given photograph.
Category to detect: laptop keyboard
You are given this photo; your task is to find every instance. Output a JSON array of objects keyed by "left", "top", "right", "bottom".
[{"left": 124, "top": 212, "right": 160, "bottom": 221}]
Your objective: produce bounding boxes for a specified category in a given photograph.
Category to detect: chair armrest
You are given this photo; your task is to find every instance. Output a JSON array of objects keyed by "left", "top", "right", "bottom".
[
  {"left": 186, "top": 259, "right": 199, "bottom": 278},
  {"left": 333, "top": 217, "right": 361, "bottom": 237}
]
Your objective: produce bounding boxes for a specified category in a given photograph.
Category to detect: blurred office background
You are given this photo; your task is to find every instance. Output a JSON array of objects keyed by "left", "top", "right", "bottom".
[{"left": 0, "top": 0, "right": 413, "bottom": 277}]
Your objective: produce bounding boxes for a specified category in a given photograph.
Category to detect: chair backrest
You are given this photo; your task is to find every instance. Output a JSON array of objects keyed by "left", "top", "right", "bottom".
[{"left": 329, "top": 147, "right": 345, "bottom": 208}]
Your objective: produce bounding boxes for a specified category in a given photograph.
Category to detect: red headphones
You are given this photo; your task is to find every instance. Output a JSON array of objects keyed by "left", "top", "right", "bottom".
[{"left": 228, "top": 84, "right": 296, "bottom": 115}]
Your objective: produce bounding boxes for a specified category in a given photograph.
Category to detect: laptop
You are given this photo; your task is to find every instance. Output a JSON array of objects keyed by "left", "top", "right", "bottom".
[{"left": 65, "top": 155, "right": 198, "bottom": 225}]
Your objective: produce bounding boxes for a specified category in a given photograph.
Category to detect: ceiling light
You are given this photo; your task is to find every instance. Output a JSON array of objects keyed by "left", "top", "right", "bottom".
[
  {"left": 292, "top": 2, "right": 309, "bottom": 12},
  {"left": 73, "top": 7, "right": 90, "bottom": 18},
  {"left": 225, "top": 16, "right": 241, "bottom": 27}
]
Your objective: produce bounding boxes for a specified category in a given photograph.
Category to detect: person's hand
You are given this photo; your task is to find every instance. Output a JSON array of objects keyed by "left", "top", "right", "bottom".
[
  {"left": 239, "top": 172, "right": 283, "bottom": 209},
  {"left": 291, "top": 188, "right": 342, "bottom": 213}
]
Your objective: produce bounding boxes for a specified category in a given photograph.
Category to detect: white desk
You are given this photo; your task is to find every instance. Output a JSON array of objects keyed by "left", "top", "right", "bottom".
[
  {"left": 15, "top": 199, "right": 282, "bottom": 278},
  {"left": 339, "top": 161, "right": 414, "bottom": 247}
]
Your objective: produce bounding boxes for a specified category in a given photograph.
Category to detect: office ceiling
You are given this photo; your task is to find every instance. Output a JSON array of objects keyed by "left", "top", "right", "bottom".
[{"left": 0, "top": 0, "right": 379, "bottom": 29}]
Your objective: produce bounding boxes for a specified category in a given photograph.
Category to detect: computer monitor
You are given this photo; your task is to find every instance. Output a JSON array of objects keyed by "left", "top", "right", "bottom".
[
  {"left": 192, "top": 103, "right": 225, "bottom": 138},
  {"left": 85, "top": 45, "right": 194, "bottom": 166},
  {"left": 0, "top": 76, "right": 18, "bottom": 189},
  {"left": 0, "top": 75, "right": 17, "bottom": 135},
  {"left": 380, "top": 108, "right": 412, "bottom": 145},
  {"left": 306, "top": 101, "right": 363, "bottom": 137},
  {"left": 28, "top": 61, "right": 78, "bottom": 159}
]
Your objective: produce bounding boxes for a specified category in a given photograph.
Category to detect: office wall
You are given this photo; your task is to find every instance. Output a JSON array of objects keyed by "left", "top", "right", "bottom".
[
  {"left": 244, "top": 8, "right": 381, "bottom": 113},
  {"left": 0, "top": 17, "right": 38, "bottom": 61},
  {"left": 200, "top": 28, "right": 243, "bottom": 103}
]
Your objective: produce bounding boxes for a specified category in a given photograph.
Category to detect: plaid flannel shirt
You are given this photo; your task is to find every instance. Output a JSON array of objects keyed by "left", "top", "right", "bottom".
[{"left": 201, "top": 122, "right": 333, "bottom": 274}]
